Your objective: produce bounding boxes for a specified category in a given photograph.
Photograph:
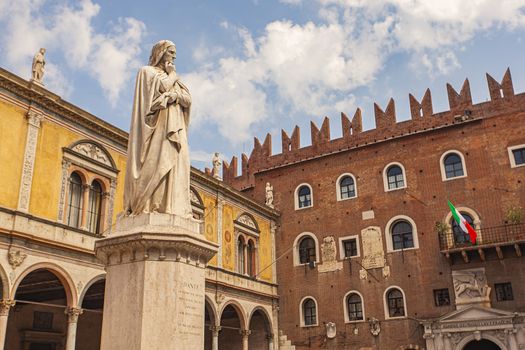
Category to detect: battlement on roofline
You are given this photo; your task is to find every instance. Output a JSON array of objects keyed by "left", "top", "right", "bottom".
[{"left": 222, "top": 68, "right": 523, "bottom": 190}]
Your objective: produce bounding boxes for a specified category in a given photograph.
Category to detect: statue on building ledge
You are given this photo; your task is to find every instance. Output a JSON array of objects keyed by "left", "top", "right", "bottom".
[
  {"left": 123, "top": 40, "right": 192, "bottom": 218},
  {"left": 31, "top": 48, "right": 46, "bottom": 84}
]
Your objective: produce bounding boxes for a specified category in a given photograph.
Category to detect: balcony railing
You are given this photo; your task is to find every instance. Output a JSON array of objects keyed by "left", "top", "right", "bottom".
[{"left": 438, "top": 223, "right": 525, "bottom": 251}]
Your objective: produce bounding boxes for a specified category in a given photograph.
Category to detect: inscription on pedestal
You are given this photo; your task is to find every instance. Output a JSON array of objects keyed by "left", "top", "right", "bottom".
[{"left": 176, "top": 280, "right": 205, "bottom": 338}]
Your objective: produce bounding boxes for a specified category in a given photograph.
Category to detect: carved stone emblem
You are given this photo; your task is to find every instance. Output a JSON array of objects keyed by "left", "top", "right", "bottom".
[
  {"left": 8, "top": 250, "right": 27, "bottom": 269},
  {"left": 325, "top": 322, "right": 336, "bottom": 339},
  {"left": 72, "top": 142, "right": 112, "bottom": 166},
  {"left": 452, "top": 268, "right": 491, "bottom": 308},
  {"left": 215, "top": 293, "right": 225, "bottom": 305},
  {"left": 368, "top": 317, "right": 380, "bottom": 336},
  {"left": 318, "top": 236, "right": 343, "bottom": 273},
  {"left": 361, "top": 227, "right": 385, "bottom": 270}
]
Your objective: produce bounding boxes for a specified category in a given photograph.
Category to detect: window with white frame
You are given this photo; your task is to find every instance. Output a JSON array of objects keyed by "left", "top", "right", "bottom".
[
  {"left": 508, "top": 144, "right": 525, "bottom": 168},
  {"left": 336, "top": 173, "right": 357, "bottom": 200},
  {"left": 440, "top": 150, "right": 467, "bottom": 180},
  {"left": 293, "top": 233, "right": 319, "bottom": 266},
  {"left": 385, "top": 215, "right": 419, "bottom": 252},
  {"left": 345, "top": 292, "right": 364, "bottom": 321},
  {"left": 385, "top": 287, "right": 406, "bottom": 318},
  {"left": 295, "top": 184, "right": 313, "bottom": 209},
  {"left": 383, "top": 162, "right": 407, "bottom": 192},
  {"left": 338, "top": 235, "right": 360, "bottom": 259},
  {"left": 67, "top": 172, "right": 83, "bottom": 228},
  {"left": 300, "top": 297, "right": 318, "bottom": 326}
]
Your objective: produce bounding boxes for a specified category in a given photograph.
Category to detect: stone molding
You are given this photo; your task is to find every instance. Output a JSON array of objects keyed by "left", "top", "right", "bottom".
[
  {"left": 57, "top": 159, "right": 72, "bottom": 223},
  {"left": 17, "top": 109, "right": 44, "bottom": 213}
]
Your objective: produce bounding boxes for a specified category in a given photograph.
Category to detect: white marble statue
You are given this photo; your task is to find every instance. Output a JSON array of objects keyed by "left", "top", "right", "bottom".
[
  {"left": 212, "top": 152, "right": 221, "bottom": 180},
  {"left": 124, "top": 40, "right": 192, "bottom": 217},
  {"left": 31, "top": 48, "right": 46, "bottom": 83},
  {"left": 265, "top": 182, "right": 274, "bottom": 208}
]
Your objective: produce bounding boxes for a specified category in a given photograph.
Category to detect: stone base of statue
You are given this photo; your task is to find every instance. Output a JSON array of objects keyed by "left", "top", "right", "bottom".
[{"left": 95, "top": 213, "right": 218, "bottom": 350}]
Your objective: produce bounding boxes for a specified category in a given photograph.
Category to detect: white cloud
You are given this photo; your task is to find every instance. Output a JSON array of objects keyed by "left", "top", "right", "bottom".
[
  {"left": 0, "top": 0, "right": 146, "bottom": 104},
  {"left": 184, "top": 0, "right": 525, "bottom": 144}
]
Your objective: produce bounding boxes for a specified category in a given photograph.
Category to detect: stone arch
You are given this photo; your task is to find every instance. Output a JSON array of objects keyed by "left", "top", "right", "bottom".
[
  {"left": 219, "top": 300, "right": 248, "bottom": 330},
  {"left": 204, "top": 294, "right": 218, "bottom": 327},
  {"left": 190, "top": 186, "right": 204, "bottom": 207},
  {"left": 0, "top": 263, "right": 9, "bottom": 299},
  {"left": 78, "top": 273, "right": 106, "bottom": 307},
  {"left": 234, "top": 212, "right": 260, "bottom": 233},
  {"left": 248, "top": 306, "right": 273, "bottom": 350},
  {"left": 11, "top": 262, "right": 78, "bottom": 307},
  {"left": 397, "top": 345, "right": 420, "bottom": 350},
  {"left": 456, "top": 333, "right": 507, "bottom": 350}
]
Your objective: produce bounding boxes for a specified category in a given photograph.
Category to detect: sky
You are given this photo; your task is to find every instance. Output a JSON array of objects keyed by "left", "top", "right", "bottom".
[{"left": 1, "top": 0, "right": 525, "bottom": 171}]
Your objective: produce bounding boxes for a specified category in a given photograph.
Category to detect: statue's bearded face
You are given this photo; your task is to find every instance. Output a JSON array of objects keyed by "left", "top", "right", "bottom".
[{"left": 162, "top": 46, "right": 176, "bottom": 65}]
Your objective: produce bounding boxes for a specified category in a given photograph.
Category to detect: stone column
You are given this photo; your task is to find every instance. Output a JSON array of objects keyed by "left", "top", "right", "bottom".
[
  {"left": 210, "top": 325, "right": 221, "bottom": 350},
  {"left": 17, "top": 110, "right": 43, "bottom": 213},
  {"left": 95, "top": 214, "right": 218, "bottom": 350},
  {"left": 0, "top": 300, "right": 15, "bottom": 348},
  {"left": 423, "top": 334, "right": 435, "bottom": 350},
  {"left": 216, "top": 196, "right": 224, "bottom": 268},
  {"left": 240, "top": 330, "right": 251, "bottom": 350},
  {"left": 65, "top": 307, "right": 83, "bottom": 350},
  {"left": 506, "top": 329, "right": 519, "bottom": 350},
  {"left": 443, "top": 333, "right": 452, "bottom": 350},
  {"left": 267, "top": 334, "right": 274, "bottom": 350}
]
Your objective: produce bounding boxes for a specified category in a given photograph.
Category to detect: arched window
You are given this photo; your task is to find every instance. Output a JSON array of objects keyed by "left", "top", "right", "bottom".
[
  {"left": 444, "top": 153, "right": 464, "bottom": 178},
  {"left": 87, "top": 180, "right": 103, "bottom": 234},
  {"left": 67, "top": 172, "right": 83, "bottom": 228},
  {"left": 298, "top": 185, "right": 312, "bottom": 208},
  {"left": 387, "top": 165, "right": 405, "bottom": 190},
  {"left": 237, "top": 237, "right": 245, "bottom": 275},
  {"left": 391, "top": 220, "right": 414, "bottom": 250},
  {"left": 347, "top": 293, "right": 363, "bottom": 321},
  {"left": 299, "top": 237, "right": 316, "bottom": 264},
  {"left": 451, "top": 213, "right": 474, "bottom": 244},
  {"left": 247, "top": 240, "right": 256, "bottom": 277},
  {"left": 386, "top": 288, "right": 405, "bottom": 317},
  {"left": 302, "top": 298, "right": 317, "bottom": 326},
  {"left": 339, "top": 175, "right": 356, "bottom": 199}
]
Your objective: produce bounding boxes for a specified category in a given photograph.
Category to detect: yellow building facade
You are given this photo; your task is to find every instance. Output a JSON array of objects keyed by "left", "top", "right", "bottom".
[{"left": 0, "top": 67, "right": 279, "bottom": 350}]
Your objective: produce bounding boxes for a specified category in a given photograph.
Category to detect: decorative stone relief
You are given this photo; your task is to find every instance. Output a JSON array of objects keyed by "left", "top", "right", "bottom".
[
  {"left": 215, "top": 293, "right": 225, "bottom": 305},
  {"left": 359, "top": 269, "right": 368, "bottom": 280},
  {"left": 452, "top": 268, "right": 491, "bottom": 308},
  {"left": 57, "top": 159, "right": 71, "bottom": 223},
  {"left": 8, "top": 250, "right": 27, "bottom": 269},
  {"left": 237, "top": 214, "right": 257, "bottom": 230},
  {"left": 318, "top": 236, "right": 343, "bottom": 273},
  {"left": 361, "top": 226, "right": 385, "bottom": 270},
  {"left": 325, "top": 322, "right": 336, "bottom": 339},
  {"left": 17, "top": 110, "right": 44, "bottom": 213},
  {"left": 190, "top": 190, "right": 200, "bottom": 205},
  {"left": 382, "top": 265, "right": 390, "bottom": 278},
  {"left": 72, "top": 142, "right": 112, "bottom": 167}
]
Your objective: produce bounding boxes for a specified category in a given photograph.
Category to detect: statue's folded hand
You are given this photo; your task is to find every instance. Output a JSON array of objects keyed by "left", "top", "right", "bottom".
[{"left": 167, "top": 92, "right": 179, "bottom": 104}]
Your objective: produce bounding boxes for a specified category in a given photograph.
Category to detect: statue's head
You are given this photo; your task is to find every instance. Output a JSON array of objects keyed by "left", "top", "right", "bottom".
[
  {"left": 39, "top": 48, "right": 46, "bottom": 54},
  {"left": 149, "top": 40, "right": 176, "bottom": 67}
]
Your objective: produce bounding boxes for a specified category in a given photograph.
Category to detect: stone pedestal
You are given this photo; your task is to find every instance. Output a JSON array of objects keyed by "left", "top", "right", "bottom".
[{"left": 95, "top": 213, "right": 218, "bottom": 350}]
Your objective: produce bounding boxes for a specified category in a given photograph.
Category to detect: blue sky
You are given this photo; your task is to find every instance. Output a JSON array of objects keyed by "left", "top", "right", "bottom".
[{"left": 1, "top": 0, "right": 525, "bottom": 171}]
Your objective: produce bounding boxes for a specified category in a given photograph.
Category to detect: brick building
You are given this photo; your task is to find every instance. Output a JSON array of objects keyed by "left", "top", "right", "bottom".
[{"left": 223, "top": 69, "right": 525, "bottom": 350}]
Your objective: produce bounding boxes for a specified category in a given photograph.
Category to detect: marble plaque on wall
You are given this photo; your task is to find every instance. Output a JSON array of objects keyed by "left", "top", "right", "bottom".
[
  {"left": 318, "top": 236, "right": 343, "bottom": 273},
  {"left": 361, "top": 226, "right": 385, "bottom": 270}
]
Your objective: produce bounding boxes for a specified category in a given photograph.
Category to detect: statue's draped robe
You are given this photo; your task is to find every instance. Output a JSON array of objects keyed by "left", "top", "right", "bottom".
[{"left": 124, "top": 66, "right": 192, "bottom": 217}]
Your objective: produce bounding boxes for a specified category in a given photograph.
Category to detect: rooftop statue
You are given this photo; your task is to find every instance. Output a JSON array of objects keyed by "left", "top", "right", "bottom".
[
  {"left": 31, "top": 48, "right": 46, "bottom": 83},
  {"left": 124, "top": 40, "right": 192, "bottom": 218}
]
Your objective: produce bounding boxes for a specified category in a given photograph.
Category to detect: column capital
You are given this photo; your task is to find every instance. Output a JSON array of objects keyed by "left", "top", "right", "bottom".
[
  {"left": 0, "top": 300, "right": 15, "bottom": 316},
  {"left": 26, "top": 109, "right": 44, "bottom": 128},
  {"left": 239, "top": 329, "right": 251, "bottom": 337},
  {"left": 65, "top": 307, "right": 83, "bottom": 323},
  {"left": 210, "top": 325, "right": 221, "bottom": 336}
]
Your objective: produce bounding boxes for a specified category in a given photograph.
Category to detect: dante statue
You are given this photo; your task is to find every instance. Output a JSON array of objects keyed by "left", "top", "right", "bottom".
[
  {"left": 124, "top": 40, "right": 192, "bottom": 218},
  {"left": 31, "top": 48, "right": 46, "bottom": 83}
]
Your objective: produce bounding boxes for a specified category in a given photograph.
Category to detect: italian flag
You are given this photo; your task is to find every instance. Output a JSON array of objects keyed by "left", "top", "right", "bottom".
[{"left": 448, "top": 200, "right": 477, "bottom": 244}]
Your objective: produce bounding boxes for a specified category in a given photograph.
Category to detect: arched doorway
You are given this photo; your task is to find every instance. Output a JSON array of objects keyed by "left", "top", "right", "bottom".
[
  {"left": 6, "top": 268, "right": 71, "bottom": 350},
  {"left": 219, "top": 304, "right": 244, "bottom": 350},
  {"left": 249, "top": 308, "right": 272, "bottom": 350},
  {"left": 76, "top": 278, "right": 105, "bottom": 350},
  {"left": 463, "top": 339, "right": 501, "bottom": 350}
]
